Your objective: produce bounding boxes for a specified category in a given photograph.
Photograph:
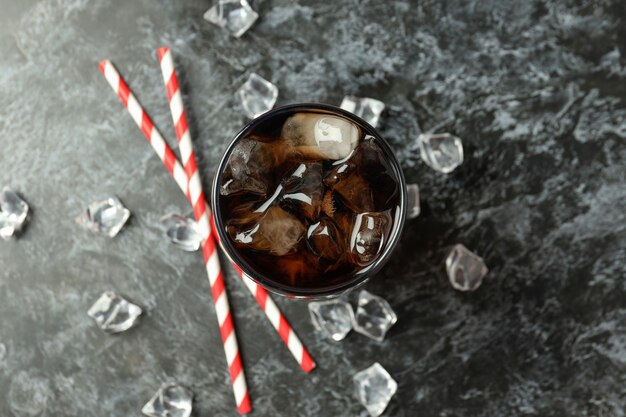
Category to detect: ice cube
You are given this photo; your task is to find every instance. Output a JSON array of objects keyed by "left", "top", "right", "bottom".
[
  {"left": 282, "top": 113, "right": 361, "bottom": 160},
  {"left": 306, "top": 217, "right": 344, "bottom": 261},
  {"left": 280, "top": 163, "right": 324, "bottom": 221},
  {"left": 0, "top": 187, "right": 29, "bottom": 240},
  {"left": 353, "top": 290, "right": 397, "bottom": 342},
  {"left": 418, "top": 133, "right": 464, "bottom": 173},
  {"left": 446, "top": 244, "right": 488, "bottom": 291},
  {"left": 324, "top": 162, "right": 372, "bottom": 212},
  {"left": 340, "top": 96, "right": 385, "bottom": 128},
  {"left": 406, "top": 183, "right": 420, "bottom": 219},
  {"left": 76, "top": 197, "right": 130, "bottom": 238},
  {"left": 203, "top": 0, "right": 258, "bottom": 38},
  {"left": 228, "top": 205, "right": 305, "bottom": 256},
  {"left": 142, "top": 383, "right": 193, "bottom": 417},
  {"left": 221, "top": 138, "right": 271, "bottom": 197},
  {"left": 353, "top": 362, "right": 398, "bottom": 417},
  {"left": 236, "top": 73, "right": 278, "bottom": 119},
  {"left": 350, "top": 212, "right": 392, "bottom": 267},
  {"left": 308, "top": 299, "right": 354, "bottom": 341},
  {"left": 160, "top": 214, "right": 202, "bottom": 252},
  {"left": 324, "top": 139, "right": 398, "bottom": 212},
  {"left": 88, "top": 291, "right": 142, "bottom": 333}
]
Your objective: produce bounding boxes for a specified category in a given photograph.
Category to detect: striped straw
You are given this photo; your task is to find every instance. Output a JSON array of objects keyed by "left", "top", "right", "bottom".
[
  {"left": 98, "top": 60, "right": 251, "bottom": 414},
  {"left": 157, "top": 48, "right": 315, "bottom": 373}
]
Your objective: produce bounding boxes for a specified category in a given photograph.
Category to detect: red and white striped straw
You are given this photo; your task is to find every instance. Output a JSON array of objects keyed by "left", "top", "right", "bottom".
[
  {"left": 98, "top": 57, "right": 315, "bottom": 374},
  {"left": 98, "top": 60, "right": 251, "bottom": 414},
  {"left": 157, "top": 48, "right": 315, "bottom": 373}
]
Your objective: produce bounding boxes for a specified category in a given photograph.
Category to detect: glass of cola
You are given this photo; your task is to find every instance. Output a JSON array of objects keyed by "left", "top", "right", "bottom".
[{"left": 211, "top": 104, "right": 407, "bottom": 298}]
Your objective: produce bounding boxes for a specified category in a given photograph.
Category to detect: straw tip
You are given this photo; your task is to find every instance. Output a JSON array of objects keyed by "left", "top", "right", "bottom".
[
  {"left": 157, "top": 47, "right": 170, "bottom": 61},
  {"left": 301, "top": 352, "right": 316, "bottom": 373},
  {"left": 302, "top": 361, "right": 317, "bottom": 373},
  {"left": 237, "top": 395, "right": 252, "bottom": 414},
  {"left": 98, "top": 60, "right": 109, "bottom": 73}
]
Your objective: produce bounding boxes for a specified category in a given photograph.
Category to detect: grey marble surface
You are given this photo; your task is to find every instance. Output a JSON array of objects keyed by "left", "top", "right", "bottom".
[{"left": 1, "top": 0, "right": 626, "bottom": 416}]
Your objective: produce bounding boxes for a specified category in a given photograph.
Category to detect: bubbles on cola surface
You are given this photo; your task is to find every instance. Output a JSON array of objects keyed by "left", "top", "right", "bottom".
[{"left": 219, "top": 109, "right": 401, "bottom": 289}]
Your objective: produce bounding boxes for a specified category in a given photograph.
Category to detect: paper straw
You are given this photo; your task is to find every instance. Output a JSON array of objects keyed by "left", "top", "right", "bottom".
[
  {"left": 99, "top": 60, "right": 250, "bottom": 414},
  {"left": 157, "top": 48, "right": 316, "bottom": 373}
]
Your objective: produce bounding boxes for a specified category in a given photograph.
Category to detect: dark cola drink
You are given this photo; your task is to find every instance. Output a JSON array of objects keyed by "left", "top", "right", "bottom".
[{"left": 218, "top": 108, "right": 402, "bottom": 289}]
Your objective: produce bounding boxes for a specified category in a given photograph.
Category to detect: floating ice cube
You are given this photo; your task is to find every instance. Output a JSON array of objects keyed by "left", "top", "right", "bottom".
[
  {"left": 306, "top": 217, "right": 344, "bottom": 261},
  {"left": 282, "top": 113, "right": 361, "bottom": 160},
  {"left": 160, "top": 213, "right": 202, "bottom": 252},
  {"left": 204, "top": 0, "right": 259, "bottom": 38},
  {"left": 236, "top": 73, "right": 278, "bottom": 119},
  {"left": 228, "top": 205, "right": 305, "bottom": 256},
  {"left": 76, "top": 197, "right": 130, "bottom": 238},
  {"left": 324, "top": 139, "right": 398, "bottom": 212},
  {"left": 350, "top": 212, "right": 392, "bottom": 266},
  {"left": 354, "top": 362, "right": 397, "bottom": 417},
  {"left": 340, "top": 96, "right": 385, "bottom": 128},
  {"left": 221, "top": 138, "right": 273, "bottom": 197},
  {"left": 280, "top": 163, "right": 324, "bottom": 221},
  {"left": 308, "top": 299, "right": 354, "bottom": 341},
  {"left": 446, "top": 244, "right": 488, "bottom": 291},
  {"left": 0, "top": 187, "right": 29, "bottom": 240},
  {"left": 353, "top": 290, "right": 397, "bottom": 342},
  {"left": 88, "top": 291, "right": 142, "bottom": 333},
  {"left": 417, "top": 133, "right": 463, "bottom": 174},
  {"left": 406, "top": 183, "right": 420, "bottom": 219},
  {"left": 142, "top": 383, "right": 193, "bottom": 417}
]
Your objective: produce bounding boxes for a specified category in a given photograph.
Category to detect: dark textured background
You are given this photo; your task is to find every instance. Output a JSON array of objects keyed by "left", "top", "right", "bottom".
[{"left": 1, "top": 0, "right": 625, "bottom": 416}]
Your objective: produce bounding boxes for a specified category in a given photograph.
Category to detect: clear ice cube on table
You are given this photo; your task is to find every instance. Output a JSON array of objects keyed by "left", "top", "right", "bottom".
[
  {"left": 76, "top": 197, "right": 130, "bottom": 238},
  {"left": 87, "top": 291, "right": 142, "bottom": 333},
  {"left": 0, "top": 187, "right": 29, "bottom": 240},
  {"left": 236, "top": 73, "right": 278, "bottom": 119},
  {"left": 204, "top": 0, "right": 259, "bottom": 38},
  {"left": 417, "top": 133, "right": 464, "bottom": 174},
  {"left": 406, "top": 183, "right": 420, "bottom": 219},
  {"left": 354, "top": 362, "right": 398, "bottom": 417},
  {"left": 446, "top": 244, "right": 488, "bottom": 291},
  {"left": 235, "top": 72, "right": 278, "bottom": 119},
  {"left": 160, "top": 213, "right": 202, "bottom": 252},
  {"left": 353, "top": 290, "right": 397, "bottom": 342},
  {"left": 340, "top": 96, "right": 386, "bottom": 128},
  {"left": 142, "top": 383, "right": 193, "bottom": 417},
  {"left": 308, "top": 299, "right": 355, "bottom": 341}
]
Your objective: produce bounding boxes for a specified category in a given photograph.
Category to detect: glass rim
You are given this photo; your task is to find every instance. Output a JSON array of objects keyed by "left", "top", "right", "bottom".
[{"left": 211, "top": 102, "right": 407, "bottom": 298}]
